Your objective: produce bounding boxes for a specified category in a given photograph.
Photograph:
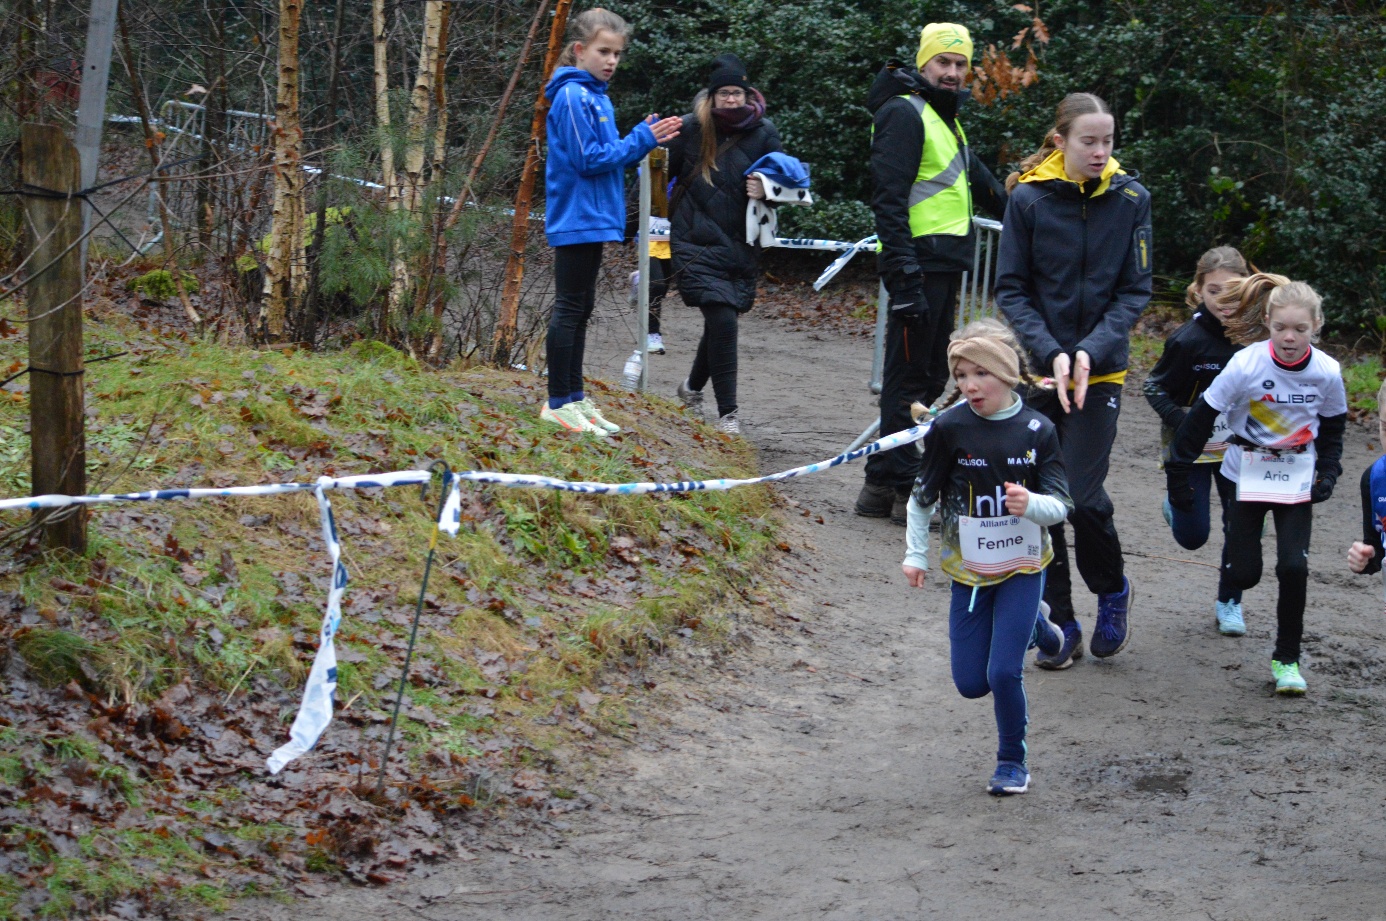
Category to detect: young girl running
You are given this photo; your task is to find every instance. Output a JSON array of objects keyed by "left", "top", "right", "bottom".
[
  {"left": 996, "top": 93, "right": 1153, "bottom": 669},
  {"left": 1165, "top": 274, "right": 1347, "bottom": 695},
  {"left": 902, "top": 318, "right": 1072, "bottom": 795},
  {"left": 1143, "top": 246, "right": 1250, "bottom": 635},
  {"left": 541, "top": 8, "right": 681, "bottom": 436}
]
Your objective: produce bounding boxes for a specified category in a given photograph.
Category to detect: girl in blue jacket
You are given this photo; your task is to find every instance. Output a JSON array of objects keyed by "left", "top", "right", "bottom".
[
  {"left": 540, "top": 8, "right": 681, "bottom": 437},
  {"left": 996, "top": 92, "right": 1153, "bottom": 669}
]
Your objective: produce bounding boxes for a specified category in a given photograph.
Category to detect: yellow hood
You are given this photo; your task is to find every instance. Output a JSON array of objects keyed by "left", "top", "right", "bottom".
[{"left": 1018, "top": 149, "right": 1123, "bottom": 197}]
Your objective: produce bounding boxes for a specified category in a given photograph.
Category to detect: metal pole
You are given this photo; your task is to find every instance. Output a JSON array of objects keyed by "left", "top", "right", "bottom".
[
  {"left": 377, "top": 462, "right": 451, "bottom": 798},
  {"left": 845, "top": 418, "right": 881, "bottom": 454},
  {"left": 636, "top": 153, "right": 651, "bottom": 391},
  {"left": 980, "top": 229, "right": 995, "bottom": 319},
  {"left": 74, "top": 0, "right": 120, "bottom": 263},
  {"left": 870, "top": 279, "right": 888, "bottom": 394}
]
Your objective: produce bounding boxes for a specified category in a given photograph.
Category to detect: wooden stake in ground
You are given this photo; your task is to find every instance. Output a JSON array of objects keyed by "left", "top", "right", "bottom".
[
  {"left": 491, "top": 0, "right": 572, "bottom": 367},
  {"left": 22, "top": 124, "right": 87, "bottom": 554}
]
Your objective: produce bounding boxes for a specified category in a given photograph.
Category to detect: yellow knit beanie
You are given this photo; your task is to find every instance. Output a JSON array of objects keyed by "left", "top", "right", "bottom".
[{"left": 916, "top": 22, "right": 974, "bottom": 70}]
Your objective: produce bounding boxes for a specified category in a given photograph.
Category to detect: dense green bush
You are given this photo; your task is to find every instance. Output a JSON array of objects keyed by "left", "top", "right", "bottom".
[{"left": 612, "top": 0, "right": 1386, "bottom": 334}]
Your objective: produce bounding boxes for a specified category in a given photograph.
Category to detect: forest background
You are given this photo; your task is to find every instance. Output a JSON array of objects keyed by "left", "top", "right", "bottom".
[{"left": 3, "top": 0, "right": 1384, "bottom": 356}]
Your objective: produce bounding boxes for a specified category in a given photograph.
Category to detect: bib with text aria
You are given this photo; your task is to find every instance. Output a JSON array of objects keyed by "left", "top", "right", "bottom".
[
  {"left": 1237, "top": 445, "right": 1314, "bottom": 504},
  {"left": 959, "top": 514, "right": 1044, "bottom": 575}
]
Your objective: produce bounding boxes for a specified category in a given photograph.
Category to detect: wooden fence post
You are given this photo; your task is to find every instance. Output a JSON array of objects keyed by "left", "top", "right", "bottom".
[{"left": 22, "top": 124, "right": 87, "bottom": 554}]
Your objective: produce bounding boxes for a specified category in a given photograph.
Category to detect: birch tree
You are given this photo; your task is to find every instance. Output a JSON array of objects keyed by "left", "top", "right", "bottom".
[{"left": 263, "top": 0, "right": 306, "bottom": 338}]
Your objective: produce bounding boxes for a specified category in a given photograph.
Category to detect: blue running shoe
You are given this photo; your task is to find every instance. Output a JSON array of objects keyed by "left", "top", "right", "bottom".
[
  {"left": 1162, "top": 496, "right": 1173, "bottom": 528},
  {"left": 1215, "top": 599, "right": 1246, "bottom": 636},
  {"left": 1090, "top": 577, "right": 1133, "bottom": 658},
  {"left": 1036, "top": 619, "right": 1083, "bottom": 670},
  {"left": 987, "top": 761, "right": 1030, "bottom": 795}
]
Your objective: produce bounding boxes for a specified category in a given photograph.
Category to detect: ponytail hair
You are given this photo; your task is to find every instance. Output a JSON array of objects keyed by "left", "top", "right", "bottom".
[
  {"left": 693, "top": 91, "right": 718, "bottom": 184},
  {"left": 935, "top": 317, "right": 1042, "bottom": 412},
  {"left": 1005, "top": 93, "right": 1111, "bottom": 192},
  {"left": 1218, "top": 272, "right": 1324, "bottom": 345},
  {"left": 1184, "top": 245, "right": 1251, "bottom": 310},
  {"left": 556, "top": 8, "right": 628, "bottom": 68}
]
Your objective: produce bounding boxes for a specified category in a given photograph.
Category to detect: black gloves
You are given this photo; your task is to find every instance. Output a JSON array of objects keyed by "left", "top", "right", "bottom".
[
  {"left": 1165, "top": 464, "right": 1194, "bottom": 513},
  {"left": 887, "top": 271, "right": 928, "bottom": 321},
  {"left": 1311, "top": 468, "right": 1336, "bottom": 504}
]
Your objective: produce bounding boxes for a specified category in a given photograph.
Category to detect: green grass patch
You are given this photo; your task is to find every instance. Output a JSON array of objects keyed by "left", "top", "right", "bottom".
[{"left": 0, "top": 310, "right": 781, "bottom": 917}]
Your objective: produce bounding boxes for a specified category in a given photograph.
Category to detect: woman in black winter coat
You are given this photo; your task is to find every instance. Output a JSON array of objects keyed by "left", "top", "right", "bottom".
[{"left": 667, "top": 53, "right": 782, "bottom": 434}]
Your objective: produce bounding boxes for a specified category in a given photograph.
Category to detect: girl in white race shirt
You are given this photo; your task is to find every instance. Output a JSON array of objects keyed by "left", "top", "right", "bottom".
[
  {"left": 1164, "top": 274, "right": 1347, "bottom": 696},
  {"left": 902, "top": 318, "right": 1072, "bottom": 795}
]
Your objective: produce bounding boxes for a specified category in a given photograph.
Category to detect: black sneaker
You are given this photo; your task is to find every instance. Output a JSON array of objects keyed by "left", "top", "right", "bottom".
[
  {"left": 1090, "top": 577, "right": 1132, "bottom": 658},
  {"left": 1035, "top": 619, "right": 1083, "bottom": 670},
  {"left": 855, "top": 482, "right": 894, "bottom": 518},
  {"left": 889, "top": 490, "right": 911, "bottom": 526}
]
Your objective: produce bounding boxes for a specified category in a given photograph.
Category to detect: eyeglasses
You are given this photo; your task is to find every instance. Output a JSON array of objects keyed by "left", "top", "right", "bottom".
[{"left": 714, "top": 89, "right": 746, "bottom": 101}]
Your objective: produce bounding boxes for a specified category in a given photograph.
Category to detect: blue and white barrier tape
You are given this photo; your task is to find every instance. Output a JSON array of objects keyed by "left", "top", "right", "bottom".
[
  {"left": 0, "top": 470, "right": 432, "bottom": 512},
  {"left": 813, "top": 234, "right": 879, "bottom": 291},
  {"left": 0, "top": 423, "right": 932, "bottom": 773}
]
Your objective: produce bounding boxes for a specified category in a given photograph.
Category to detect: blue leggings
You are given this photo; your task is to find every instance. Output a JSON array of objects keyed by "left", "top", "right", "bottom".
[
  {"left": 1166, "top": 464, "right": 1241, "bottom": 603},
  {"left": 949, "top": 571, "right": 1043, "bottom": 765}
]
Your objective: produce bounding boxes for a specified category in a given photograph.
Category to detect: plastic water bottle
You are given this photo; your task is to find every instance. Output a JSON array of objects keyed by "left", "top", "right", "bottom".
[{"left": 623, "top": 350, "right": 643, "bottom": 390}]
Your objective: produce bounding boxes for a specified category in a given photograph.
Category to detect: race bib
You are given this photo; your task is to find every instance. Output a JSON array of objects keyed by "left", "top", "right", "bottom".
[
  {"left": 1200, "top": 412, "right": 1231, "bottom": 461},
  {"left": 1237, "top": 446, "right": 1314, "bottom": 504},
  {"left": 959, "top": 515, "right": 1043, "bottom": 576}
]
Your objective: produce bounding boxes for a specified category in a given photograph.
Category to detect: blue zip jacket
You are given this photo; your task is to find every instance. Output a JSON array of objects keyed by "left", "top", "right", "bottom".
[{"left": 543, "top": 67, "right": 657, "bottom": 247}]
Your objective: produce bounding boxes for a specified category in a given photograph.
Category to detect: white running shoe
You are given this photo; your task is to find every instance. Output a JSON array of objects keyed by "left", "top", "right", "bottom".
[
  {"left": 574, "top": 398, "right": 621, "bottom": 435},
  {"left": 1215, "top": 599, "right": 1246, "bottom": 636},
  {"left": 716, "top": 410, "right": 740, "bottom": 435},
  {"left": 647, "top": 333, "right": 666, "bottom": 354},
  {"left": 540, "top": 403, "right": 606, "bottom": 436}
]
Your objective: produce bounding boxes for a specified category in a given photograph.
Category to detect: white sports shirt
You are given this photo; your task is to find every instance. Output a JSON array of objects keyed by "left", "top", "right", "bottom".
[{"left": 1202, "top": 341, "right": 1347, "bottom": 484}]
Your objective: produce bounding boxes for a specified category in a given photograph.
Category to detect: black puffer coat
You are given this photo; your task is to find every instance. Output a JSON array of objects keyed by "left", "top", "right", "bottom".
[{"left": 666, "top": 94, "right": 782, "bottom": 311}]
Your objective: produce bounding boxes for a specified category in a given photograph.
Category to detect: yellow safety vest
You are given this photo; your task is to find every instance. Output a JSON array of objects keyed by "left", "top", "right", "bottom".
[{"left": 902, "top": 94, "right": 971, "bottom": 238}]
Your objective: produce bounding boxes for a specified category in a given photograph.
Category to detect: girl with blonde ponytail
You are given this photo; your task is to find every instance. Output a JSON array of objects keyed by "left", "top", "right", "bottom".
[
  {"left": 1165, "top": 275, "right": 1346, "bottom": 695},
  {"left": 1143, "top": 245, "right": 1250, "bottom": 634}
]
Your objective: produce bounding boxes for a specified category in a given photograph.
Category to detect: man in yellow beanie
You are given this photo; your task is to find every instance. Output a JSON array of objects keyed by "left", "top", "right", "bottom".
[{"left": 856, "top": 22, "right": 1009, "bottom": 524}]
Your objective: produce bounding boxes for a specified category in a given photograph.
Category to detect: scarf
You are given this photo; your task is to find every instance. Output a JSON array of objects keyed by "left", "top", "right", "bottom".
[{"left": 711, "top": 87, "right": 767, "bottom": 133}]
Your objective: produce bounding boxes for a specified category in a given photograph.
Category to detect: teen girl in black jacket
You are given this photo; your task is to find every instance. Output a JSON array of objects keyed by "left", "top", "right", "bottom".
[{"left": 995, "top": 92, "right": 1153, "bottom": 669}]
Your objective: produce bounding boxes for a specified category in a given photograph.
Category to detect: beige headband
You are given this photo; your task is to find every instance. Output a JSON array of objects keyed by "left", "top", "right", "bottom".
[{"left": 947, "top": 337, "right": 1020, "bottom": 387}]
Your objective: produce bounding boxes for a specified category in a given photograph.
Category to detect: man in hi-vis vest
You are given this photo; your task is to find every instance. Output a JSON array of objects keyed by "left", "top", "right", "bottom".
[{"left": 856, "top": 23, "right": 1008, "bottom": 524}]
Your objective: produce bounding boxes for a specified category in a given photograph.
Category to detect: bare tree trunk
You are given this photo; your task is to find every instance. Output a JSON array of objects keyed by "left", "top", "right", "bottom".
[
  {"left": 372, "top": 0, "right": 399, "bottom": 336},
  {"left": 116, "top": 6, "right": 203, "bottom": 331},
  {"left": 417, "top": 2, "right": 452, "bottom": 359},
  {"left": 264, "top": 0, "right": 306, "bottom": 339},
  {"left": 444, "top": 0, "right": 549, "bottom": 234},
  {"left": 491, "top": 0, "right": 572, "bottom": 366},
  {"left": 301, "top": 0, "right": 347, "bottom": 345}
]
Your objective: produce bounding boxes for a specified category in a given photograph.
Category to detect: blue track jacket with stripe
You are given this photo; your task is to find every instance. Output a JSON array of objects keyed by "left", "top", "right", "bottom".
[{"left": 543, "top": 67, "right": 656, "bottom": 247}]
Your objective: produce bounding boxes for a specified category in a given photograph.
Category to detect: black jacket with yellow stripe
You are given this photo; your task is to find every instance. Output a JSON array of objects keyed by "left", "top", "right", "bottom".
[{"left": 995, "top": 153, "right": 1153, "bottom": 379}]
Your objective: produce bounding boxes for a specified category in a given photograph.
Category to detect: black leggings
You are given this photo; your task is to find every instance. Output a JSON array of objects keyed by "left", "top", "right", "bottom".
[
  {"left": 547, "top": 242, "right": 603, "bottom": 399},
  {"left": 1224, "top": 499, "right": 1313, "bottom": 663},
  {"left": 646, "top": 257, "right": 670, "bottom": 335},
  {"left": 687, "top": 303, "right": 739, "bottom": 417}
]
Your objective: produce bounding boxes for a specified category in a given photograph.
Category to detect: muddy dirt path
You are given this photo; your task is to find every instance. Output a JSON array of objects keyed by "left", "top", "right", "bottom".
[{"left": 232, "top": 280, "right": 1386, "bottom": 921}]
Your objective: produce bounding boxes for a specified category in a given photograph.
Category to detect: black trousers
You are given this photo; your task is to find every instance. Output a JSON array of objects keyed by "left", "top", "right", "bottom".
[
  {"left": 1224, "top": 499, "right": 1313, "bottom": 663},
  {"left": 863, "top": 271, "right": 961, "bottom": 493},
  {"left": 687, "top": 303, "right": 739, "bottom": 417},
  {"left": 547, "top": 242, "right": 603, "bottom": 399},
  {"left": 1028, "top": 382, "right": 1126, "bottom": 624}
]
